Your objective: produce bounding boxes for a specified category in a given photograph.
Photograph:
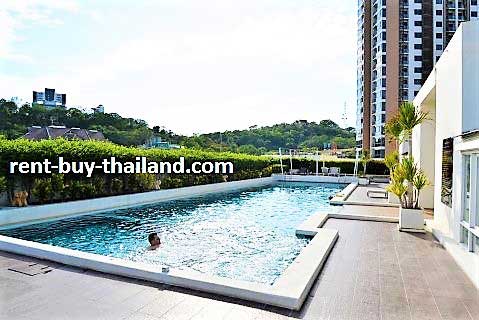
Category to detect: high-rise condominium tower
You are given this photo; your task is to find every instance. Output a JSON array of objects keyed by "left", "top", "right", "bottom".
[{"left": 356, "top": 0, "right": 479, "bottom": 158}]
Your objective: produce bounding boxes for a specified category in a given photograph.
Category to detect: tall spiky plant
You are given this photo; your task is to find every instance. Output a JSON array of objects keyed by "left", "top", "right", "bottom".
[
  {"left": 384, "top": 150, "right": 399, "bottom": 173},
  {"left": 386, "top": 156, "right": 429, "bottom": 209},
  {"left": 385, "top": 102, "right": 429, "bottom": 208},
  {"left": 385, "top": 115, "right": 403, "bottom": 150},
  {"left": 396, "top": 101, "right": 429, "bottom": 155}
]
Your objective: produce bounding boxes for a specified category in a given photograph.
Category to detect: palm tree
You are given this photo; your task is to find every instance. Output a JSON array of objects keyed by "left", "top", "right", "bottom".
[
  {"left": 386, "top": 101, "right": 429, "bottom": 208},
  {"left": 387, "top": 156, "right": 428, "bottom": 209},
  {"left": 397, "top": 101, "right": 429, "bottom": 155},
  {"left": 385, "top": 115, "right": 403, "bottom": 150}
]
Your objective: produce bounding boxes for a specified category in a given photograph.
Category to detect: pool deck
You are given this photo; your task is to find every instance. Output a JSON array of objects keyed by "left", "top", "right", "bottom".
[{"left": 2, "top": 216, "right": 478, "bottom": 320}]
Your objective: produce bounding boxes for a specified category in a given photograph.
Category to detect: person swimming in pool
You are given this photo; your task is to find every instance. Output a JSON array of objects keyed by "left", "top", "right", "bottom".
[{"left": 147, "top": 232, "right": 161, "bottom": 250}]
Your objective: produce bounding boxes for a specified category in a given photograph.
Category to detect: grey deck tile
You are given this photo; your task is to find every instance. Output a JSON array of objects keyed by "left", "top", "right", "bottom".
[
  {"left": 222, "top": 305, "right": 262, "bottom": 320},
  {"left": 190, "top": 300, "right": 236, "bottom": 320},
  {"left": 434, "top": 297, "right": 472, "bottom": 320},
  {"left": 463, "top": 299, "right": 479, "bottom": 320}
]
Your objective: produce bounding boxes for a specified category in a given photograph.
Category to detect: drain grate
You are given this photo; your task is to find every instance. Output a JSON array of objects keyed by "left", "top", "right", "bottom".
[{"left": 8, "top": 262, "right": 54, "bottom": 276}]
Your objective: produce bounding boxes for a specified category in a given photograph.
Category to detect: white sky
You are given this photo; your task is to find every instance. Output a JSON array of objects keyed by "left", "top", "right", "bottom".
[{"left": 0, "top": 0, "right": 357, "bottom": 135}]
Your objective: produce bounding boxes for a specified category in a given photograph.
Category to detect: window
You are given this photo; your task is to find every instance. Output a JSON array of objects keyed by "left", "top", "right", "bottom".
[
  {"left": 414, "top": 9, "right": 422, "bottom": 15},
  {"left": 472, "top": 12, "right": 478, "bottom": 18},
  {"left": 415, "top": 21, "right": 422, "bottom": 26},
  {"left": 436, "top": 33, "right": 443, "bottom": 39},
  {"left": 436, "top": 21, "right": 443, "bottom": 27},
  {"left": 460, "top": 153, "right": 479, "bottom": 253},
  {"left": 414, "top": 55, "right": 422, "bottom": 61},
  {"left": 436, "top": 10, "right": 443, "bottom": 15},
  {"left": 441, "top": 138, "right": 454, "bottom": 207},
  {"left": 436, "top": 44, "right": 443, "bottom": 50},
  {"left": 414, "top": 79, "right": 422, "bottom": 85},
  {"left": 415, "top": 32, "right": 422, "bottom": 38},
  {"left": 414, "top": 67, "right": 422, "bottom": 73},
  {"left": 414, "top": 44, "right": 423, "bottom": 49}
]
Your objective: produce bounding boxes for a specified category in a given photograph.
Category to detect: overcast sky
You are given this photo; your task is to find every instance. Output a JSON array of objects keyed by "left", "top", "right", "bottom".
[{"left": 0, "top": 0, "right": 357, "bottom": 135}]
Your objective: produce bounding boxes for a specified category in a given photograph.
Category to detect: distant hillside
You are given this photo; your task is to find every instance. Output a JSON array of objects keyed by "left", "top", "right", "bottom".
[
  {"left": 0, "top": 99, "right": 151, "bottom": 146},
  {"left": 175, "top": 120, "right": 355, "bottom": 155},
  {"left": 1, "top": 99, "right": 355, "bottom": 154}
]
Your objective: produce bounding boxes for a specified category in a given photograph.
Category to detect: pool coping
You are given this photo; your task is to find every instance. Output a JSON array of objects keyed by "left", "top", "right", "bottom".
[
  {"left": 0, "top": 228, "right": 338, "bottom": 310},
  {"left": 0, "top": 177, "right": 349, "bottom": 310}
]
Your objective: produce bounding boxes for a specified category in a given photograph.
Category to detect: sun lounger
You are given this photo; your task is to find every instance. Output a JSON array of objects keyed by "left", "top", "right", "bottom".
[
  {"left": 367, "top": 189, "right": 388, "bottom": 199},
  {"left": 289, "top": 169, "right": 300, "bottom": 175},
  {"left": 328, "top": 167, "right": 340, "bottom": 176},
  {"left": 299, "top": 167, "right": 309, "bottom": 175}
]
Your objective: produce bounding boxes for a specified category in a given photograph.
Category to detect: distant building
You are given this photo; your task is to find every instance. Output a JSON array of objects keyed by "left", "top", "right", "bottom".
[
  {"left": 92, "top": 105, "right": 104, "bottom": 113},
  {"left": 143, "top": 136, "right": 181, "bottom": 149},
  {"left": 10, "top": 96, "right": 24, "bottom": 106},
  {"left": 23, "top": 126, "right": 106, "bottom": 141},
  {"left": 33, "top": 88, "right": 66, "bottom": 109}
]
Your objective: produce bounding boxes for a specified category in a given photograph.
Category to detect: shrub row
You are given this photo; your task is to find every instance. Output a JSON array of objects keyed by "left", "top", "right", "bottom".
[
  {"left": 0, "top": 139, "right": 272, "bottom": 204},
  {"left": 0, "top": 138, "right": 387, "bottom": 205}
]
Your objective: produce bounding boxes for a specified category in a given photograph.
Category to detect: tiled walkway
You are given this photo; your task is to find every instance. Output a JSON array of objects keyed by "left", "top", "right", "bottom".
[
  {"left": 1, "top": 219, "right": 478, "bottom": 320},
  {"left": 345, "top": 183, "right": 391, "bottom": 205}
]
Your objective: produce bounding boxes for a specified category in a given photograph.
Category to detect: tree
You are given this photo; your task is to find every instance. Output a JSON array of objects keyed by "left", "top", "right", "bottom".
[
  {"left": 361, "top": 150, "right": 371, "bottom": 175},
  {"left": 386, "top": 102, "right": 429, "bottom": 208}
]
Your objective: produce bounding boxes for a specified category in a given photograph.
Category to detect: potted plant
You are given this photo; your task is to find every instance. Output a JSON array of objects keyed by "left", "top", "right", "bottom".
[
  {"left": 387, "top": 157, "right": 428, "bottom": 231},
  {"left": 385, "top": 102, "right": 429, "bottom": 231}
]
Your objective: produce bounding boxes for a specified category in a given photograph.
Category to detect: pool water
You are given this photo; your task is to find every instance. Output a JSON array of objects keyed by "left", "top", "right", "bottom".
[{"left": 1, "top": 182, "right": 344, "bottom": 284}]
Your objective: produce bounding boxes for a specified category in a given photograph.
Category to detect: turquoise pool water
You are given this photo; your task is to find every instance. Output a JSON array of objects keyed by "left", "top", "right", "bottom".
[{"left": 1, "top": 182, "right": 344, "bottom": 284}]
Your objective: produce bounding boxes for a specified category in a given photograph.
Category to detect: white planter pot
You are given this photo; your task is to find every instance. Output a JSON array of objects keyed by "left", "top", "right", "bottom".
[
  {"left": 388, "top": 192, "right": 400, "bottom": 204},
  {"left": 399, "top": 207, "right": 425, "bottom": 232}
]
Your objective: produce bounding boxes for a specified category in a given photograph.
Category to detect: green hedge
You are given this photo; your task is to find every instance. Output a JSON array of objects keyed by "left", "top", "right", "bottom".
[
  {"left": 0, "top": 139, "right": 272, "bottom": 204},
  {"left": 0, "top": 138, "right": 388, "bottom": 205}
]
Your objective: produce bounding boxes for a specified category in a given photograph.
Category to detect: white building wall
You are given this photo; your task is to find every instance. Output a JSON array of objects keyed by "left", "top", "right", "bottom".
[
  {"left": 414, "top": 22, "right": 479, "bottom": 288},
  {"left": 461, "top": 22, "right": 479, "bottom": 133},
  {"left": 432, "top": 24, "right": 464, "bottom": 238}
]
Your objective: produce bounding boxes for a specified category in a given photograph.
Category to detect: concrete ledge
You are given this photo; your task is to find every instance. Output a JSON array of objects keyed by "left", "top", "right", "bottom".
[
  {"left": 0, "top": 177, "right": 274, "bottom": 228},
  {"left": 329, "top": 182, "right": 358, "bottom": 204},
  {"left": 274, "top": 174, "right": 357, "bottom": 184},
  {"left": 330, "top": 199, "right": 399, "bottom": 207},
  {"left": 296, "top": 213, "right": 329, "bottom": 236},
  {"left": 330, "top": 212, "right": 399, "bottom": 223},
  {"left": 296, "top": 211, "right": 398, "bottom": 239},
  {"left": 273, "top": 229, "right": 338, "bottom": 310}
]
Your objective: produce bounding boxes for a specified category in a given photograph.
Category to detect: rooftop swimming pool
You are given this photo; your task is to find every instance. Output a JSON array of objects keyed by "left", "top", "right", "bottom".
[{"left": 0, "top": 182, "right": 344, "bottom": 284}]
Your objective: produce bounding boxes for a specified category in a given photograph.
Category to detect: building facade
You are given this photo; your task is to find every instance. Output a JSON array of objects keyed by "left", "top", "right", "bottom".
[
  {"left": 33, "top": 88, "right": 66, "bottom": 109},
  {"left": 356, "top": 0, "right": 479, "bottom": 158},
  {"left": 413, "top": 21, "right": 479, "bottom": 288}
]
